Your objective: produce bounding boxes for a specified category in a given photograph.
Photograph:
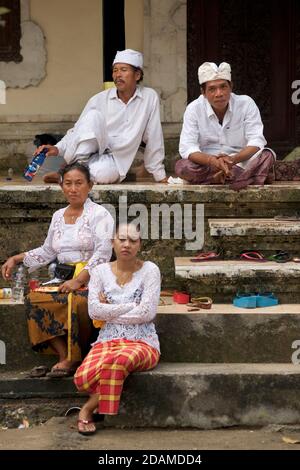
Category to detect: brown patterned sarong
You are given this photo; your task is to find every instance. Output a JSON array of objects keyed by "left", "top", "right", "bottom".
[
  {"left": 25, "top": 290, "right": 92, "bottom": 362},
  {"left": 274, "top": 159, "right": 300, "bottom": 181},
  {"left": 175, "top": 149, "right": 275, "bottom": 190}
]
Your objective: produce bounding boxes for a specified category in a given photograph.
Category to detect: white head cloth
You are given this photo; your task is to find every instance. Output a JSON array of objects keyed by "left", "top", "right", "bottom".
[
  {"left": 113, "top": 49, "right": 143, "bottom": 69},
  {"left": 198, "top": 62, "right": 231, "bottom": 85}
]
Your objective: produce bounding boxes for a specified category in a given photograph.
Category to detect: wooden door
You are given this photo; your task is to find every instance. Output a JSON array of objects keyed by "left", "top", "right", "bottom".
[{"left": 187, "top": 0, "right": 299, "bottom": 157}]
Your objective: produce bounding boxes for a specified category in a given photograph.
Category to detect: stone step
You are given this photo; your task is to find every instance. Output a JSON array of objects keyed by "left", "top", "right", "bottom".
[
  {"left": 2, "top": 302, "right": 300, "bottom": 368},
  {"left": 1, "top": 363, "right": 300, "bottom": 428},
  {"left": 157, "top": 303, "right": 300, "bottom": 363},
  {"left": 1, "top": 183, "right": 300, "bottom": 290},
  {"left": 209, "top": 218, "right": 300, "bottom": 237},
  {"left": 207, "top": 218, "right": 300, "bottom": 254},
  {"left": 175, "top": 258, "right": 300, "bottom": 302}
]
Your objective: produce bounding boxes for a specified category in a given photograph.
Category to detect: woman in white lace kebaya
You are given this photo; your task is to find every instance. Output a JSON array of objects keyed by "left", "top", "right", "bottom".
[
  {"left": 1, "top": 162, "right": 114, "bottom": 377},
  {"left": 74, "top": 223, "right": 161, "bottom": 435}
]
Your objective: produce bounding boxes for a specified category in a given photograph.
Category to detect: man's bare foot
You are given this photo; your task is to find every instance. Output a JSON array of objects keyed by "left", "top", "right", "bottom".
[{"left": 43, "top": 172, "right": 60, "bottom": 184}]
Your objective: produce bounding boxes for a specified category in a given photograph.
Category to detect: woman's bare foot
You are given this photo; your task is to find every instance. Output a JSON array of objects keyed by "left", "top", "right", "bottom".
[
  {"left": 77, "top": 395, "right": 99, "bottom": 435},
  {"left": 51, "top": 359, "right": 80, "bottom": 370}
]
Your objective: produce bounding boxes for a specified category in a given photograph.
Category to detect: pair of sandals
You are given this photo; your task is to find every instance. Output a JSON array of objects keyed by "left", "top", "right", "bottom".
[
  {"left": 191, "top": 250, "right": 300, "bottom": 263},
  {"left": 187, "top": 296, "right": 213, "bottom": 311},
  {"left": 191, "top": 251, "right": 221, "bottom": 262},
  {"left": 233, "top": 292, "right": 279, "bottom": 309},
  {"left": 29, "top": 364, "right": 77, "bottom": 378},
  {"left": 240, "top": 251, "right": 298, "bottom": 263}
]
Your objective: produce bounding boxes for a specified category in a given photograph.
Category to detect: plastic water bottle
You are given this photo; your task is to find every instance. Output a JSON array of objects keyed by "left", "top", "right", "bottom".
[
  {"left": 24, "top": 149, "right": 48, "bottom": 182},
  {"left": 48, "top": 262, "right": 57, "bottom": 279},
  {"left": 12, "top": 264, "right": 26, "bottom": 302}
]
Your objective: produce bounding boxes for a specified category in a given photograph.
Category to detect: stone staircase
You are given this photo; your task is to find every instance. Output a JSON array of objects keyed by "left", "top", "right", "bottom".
[{"left": 1, "top": 183, "right": 300, "bottom": 429}]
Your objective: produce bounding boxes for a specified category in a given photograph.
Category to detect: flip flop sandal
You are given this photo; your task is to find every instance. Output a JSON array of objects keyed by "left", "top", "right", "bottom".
[
  {"left": 77, "top": 419, "right": 96, "bottom": 436},
  {"left": 233, "top": 293, "right": 257, "bottom": 308},
  {"left": 29, "top": 365, "right": 50, "bottom": 378},
  {"left": 191, "top": 251, "right": 220, "bottom": 262},
  {"left": 256, "top": 293, "right": 279, "bottom": 307},
  {"left": 46, "top": 367, "right": 77, "bottom": 378},
  {"left": 190, "top": 296, "right": 213, "bottom": 309},
  {"left": 173, "top": 291, "right": 190, "bottom": 304},
  {"left": 267, "top": 251, "right": 292, "bottom": 263},
  {"left": 240, "top": 251, "right": 266, "bottom": 261}
]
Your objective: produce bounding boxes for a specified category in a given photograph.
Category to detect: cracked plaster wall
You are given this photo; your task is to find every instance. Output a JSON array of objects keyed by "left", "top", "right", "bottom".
[
  {"left": 0, "top": 0, "right": 46, "bottom": 88},
  {"left": 144, "top": 0, "right": 187, "bottom": 126}
]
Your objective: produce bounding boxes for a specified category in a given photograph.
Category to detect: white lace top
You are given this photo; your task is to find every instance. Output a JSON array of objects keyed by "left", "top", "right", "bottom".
[
  {"left": 88, "top": 261, "right": 161, "bottom": 352},
  {"left": 23, "top": 198, "right": 114, "bottom": 272}
]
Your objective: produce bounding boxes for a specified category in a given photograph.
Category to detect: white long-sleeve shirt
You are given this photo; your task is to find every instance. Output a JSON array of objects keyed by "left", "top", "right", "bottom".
[
  {"left": 88, "top": 261, "right": 161, "bottom": 352},
  {"left": 56, "top": 86, "right": 166, "bottom": 182},
  {"left": 179, "top": 93, "right": 268, "bottom": 169},
  {"left": 23, "top": 199, "right": 114, "bottom": 273}
]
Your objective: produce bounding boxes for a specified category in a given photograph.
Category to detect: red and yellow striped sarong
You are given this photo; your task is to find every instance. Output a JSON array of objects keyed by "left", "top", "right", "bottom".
[{"left": 74, "top": 339, "right": 160, "bottom": 415}]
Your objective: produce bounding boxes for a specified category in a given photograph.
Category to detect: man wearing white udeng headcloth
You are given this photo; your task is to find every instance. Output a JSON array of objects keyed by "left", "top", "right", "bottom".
[
  {"left": 36, "top": 49, "right": 167, "bottom": 185},
  {"left": 176, "top": 62, "right": 275, "bottom": 190}
]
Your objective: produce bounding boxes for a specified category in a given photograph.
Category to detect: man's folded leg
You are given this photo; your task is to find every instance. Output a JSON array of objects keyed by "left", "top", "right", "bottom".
[
  {"left": 175, "top": 159, "right": 215, "bottom": 184},
  {"left": 88, "top": 153, "right": 120, "bottom": 184}
]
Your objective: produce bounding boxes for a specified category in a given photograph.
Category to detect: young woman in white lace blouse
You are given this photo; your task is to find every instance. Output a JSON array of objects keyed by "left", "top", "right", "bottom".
[
  {"left": 74, "top": 223, "right": 161, "bottom": 435},
  {"left": 1, "top": 162, "right": 114, "bottom": 378}
]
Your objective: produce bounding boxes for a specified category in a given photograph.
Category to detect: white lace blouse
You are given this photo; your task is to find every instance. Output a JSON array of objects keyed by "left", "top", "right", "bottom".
[
  {"left": 23, "top": 198, "right": 114, "bottom": 272},
  {"left": 88, "top": 261, "right": 161, "bottom": 352}
]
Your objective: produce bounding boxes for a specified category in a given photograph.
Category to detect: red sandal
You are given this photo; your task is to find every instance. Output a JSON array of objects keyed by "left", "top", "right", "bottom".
[
  {"left": 191, "top": 251, "right": 220, "bottom": 262},
  {"left": 240, "top": 251, "right": 267, "bottom": 261},
  {"left": 77, "top": 419, "right": 96, "bottom": 435}
]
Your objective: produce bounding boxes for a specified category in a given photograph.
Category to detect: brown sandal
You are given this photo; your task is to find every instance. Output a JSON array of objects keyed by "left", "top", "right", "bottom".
[
  {"left": 46, "top": 367, "right": 77, "bottom": 378},
  {"left": 29, "top": 365, "right": 50, "bottom": 378},
  {"left": 77, "top": 419, "right": 96, "bottom": 435}
]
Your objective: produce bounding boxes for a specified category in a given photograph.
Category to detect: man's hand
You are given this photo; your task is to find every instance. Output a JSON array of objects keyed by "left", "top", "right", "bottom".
[
  {"left": 208, "top": 155, "right": 231, "bottom": 176},
  {"left": 34, "top": 145, "right": 59, "bottom": 157},
  {"left": 58, "top": 278, "right": 82, "bottom": 294},
  {"left": 217, "top": 153, "right": 237, "bottom": 169},
  {"left": 99, "top": 292, "right": 109, "bottom": 303}
]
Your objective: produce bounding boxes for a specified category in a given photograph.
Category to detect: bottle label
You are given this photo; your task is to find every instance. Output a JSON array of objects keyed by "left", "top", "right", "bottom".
[
  {"left": 0, "top": 288, "right": 12, "bottom": 299},
  {"left": 23, "top": 150, "right": 47, "bottom": 182}
]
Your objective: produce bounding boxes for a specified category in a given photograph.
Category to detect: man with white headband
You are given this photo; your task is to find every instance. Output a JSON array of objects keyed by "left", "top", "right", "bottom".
[
  {"left": 36, "top": 49, "right": 167, "bottom": 184},
  {"left": 176, "top": 62, "right": 275, "bottom": 189}
]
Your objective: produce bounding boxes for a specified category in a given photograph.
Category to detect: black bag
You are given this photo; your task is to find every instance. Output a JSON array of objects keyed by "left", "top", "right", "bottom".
[{"left": 54, "top": 263, "right": 75, "bottom": 281}]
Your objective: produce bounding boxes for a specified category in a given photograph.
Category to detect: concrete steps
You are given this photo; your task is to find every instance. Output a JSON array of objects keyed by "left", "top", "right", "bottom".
[
  {"left": 1, "top": 184, "right": 300, "bottom": 428},
  {"left": 1, "top": 363, "right": 300, "bottom": 428},
  {"left": 157, "top": 304, "right": 300, "bottom": 363},
  {"left": 1, "top": 302, "right": 300, "bottom": 369},
  {"left": 208, "top": 218, "right": 300, "bottom": 255},
  {"left": 175, "top": 258, "right": 300, "bottom": 302},
  {"left": 209, "top": 218, "right": 300, "bottom": 237}
]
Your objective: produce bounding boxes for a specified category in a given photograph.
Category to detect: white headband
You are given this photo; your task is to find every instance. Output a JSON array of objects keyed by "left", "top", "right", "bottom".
[
  {"left": 198, "top": 62, "right": 231, "bottom": 85},
  {"left": 113, "top": 49, "right": 143, "bottom": 69}
]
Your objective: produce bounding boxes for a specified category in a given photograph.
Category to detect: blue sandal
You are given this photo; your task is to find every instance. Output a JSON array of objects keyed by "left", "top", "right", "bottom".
[
  {"left": 256, "top": 292, "right": 279, "bottom": 307},
  {"left": 233, "top": 292, "right": 279, "bottom": 308},
  {"left": 233, "top": 293, "right": 257, "bottom": 308}
]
